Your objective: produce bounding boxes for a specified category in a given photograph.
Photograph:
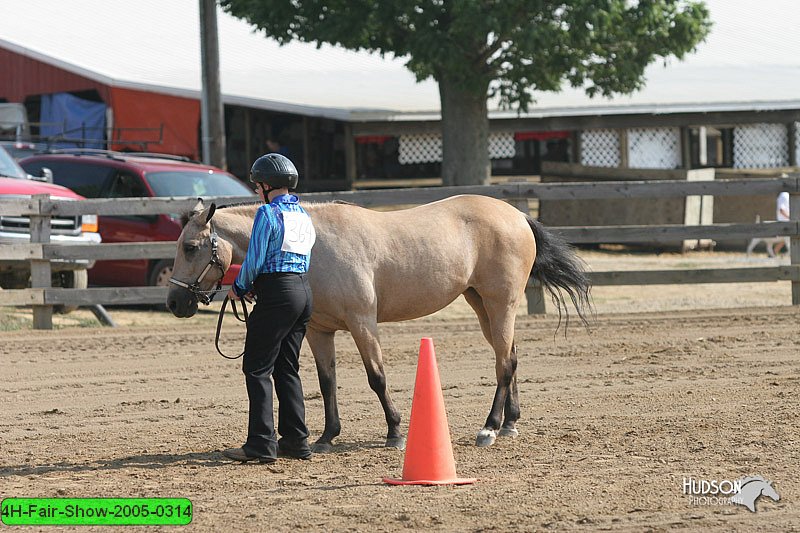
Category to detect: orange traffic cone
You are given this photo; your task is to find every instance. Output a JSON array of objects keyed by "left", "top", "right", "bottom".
[{"left": 383, "top": 338, "right": 476, "bottom": 486}]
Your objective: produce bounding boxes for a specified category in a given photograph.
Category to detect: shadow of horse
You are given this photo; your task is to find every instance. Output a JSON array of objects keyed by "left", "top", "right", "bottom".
[
  {"left": 0, "top": 439, "right": 397, "bottom": 478},
  {"left": 0, "top": 451, "right": 226, "bottom": 478}
]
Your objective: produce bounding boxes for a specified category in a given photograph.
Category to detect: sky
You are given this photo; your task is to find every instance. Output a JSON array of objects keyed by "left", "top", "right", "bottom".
[{"left": 1, "top": 0, "right": 799, "bottom": 115}]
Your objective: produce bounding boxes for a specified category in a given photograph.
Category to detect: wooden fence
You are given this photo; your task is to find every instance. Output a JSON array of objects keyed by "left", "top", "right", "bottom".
[{"left": 1, "top": 176, "right": 798, "bottom": 329}]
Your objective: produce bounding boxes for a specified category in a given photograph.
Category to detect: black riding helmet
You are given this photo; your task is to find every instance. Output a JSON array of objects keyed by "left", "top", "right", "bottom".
[{"left": 250, "top": 153, "right": 299, "bottom": 190}]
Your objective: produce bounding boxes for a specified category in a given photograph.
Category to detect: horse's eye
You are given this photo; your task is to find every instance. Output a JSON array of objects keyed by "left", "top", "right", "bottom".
[{"left": 183, "top": 243, "right": 199, "bottom": 254}]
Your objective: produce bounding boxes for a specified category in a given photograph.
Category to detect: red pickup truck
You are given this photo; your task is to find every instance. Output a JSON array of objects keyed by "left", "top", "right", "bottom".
[{"left": 0, "top": 146, "right": 101, "bottom": 312}]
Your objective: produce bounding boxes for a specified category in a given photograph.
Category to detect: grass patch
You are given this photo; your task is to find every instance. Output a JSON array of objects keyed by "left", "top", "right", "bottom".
[
  {"left": 673, "top": 261, "right": 703, "bottom": 269},
  {"left": 0, "top": 307, "right": 104, "bottom": 331},
  {"left": 54, "top": 316, "right": 104, "bottom": 329},
  {"left": 0, "top": 312, "right": 30, "bottom": 331}
]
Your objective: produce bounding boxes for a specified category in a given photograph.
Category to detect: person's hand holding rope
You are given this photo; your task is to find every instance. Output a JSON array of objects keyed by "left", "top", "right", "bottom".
[{"left": 227, "top": 287, "right": 254, "bottom": 303}]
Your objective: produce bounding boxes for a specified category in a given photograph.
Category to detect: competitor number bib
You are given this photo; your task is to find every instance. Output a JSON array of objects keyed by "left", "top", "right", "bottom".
[{"left": 281, "top": 211, "right": 316, "bottom": 255}]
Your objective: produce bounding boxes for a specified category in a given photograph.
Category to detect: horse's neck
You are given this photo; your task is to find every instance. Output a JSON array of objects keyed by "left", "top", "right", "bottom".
[
  {"left": 214, "top": 201, "right": 326, "bottom": 263},
  {"left": 215, "top": 204, "right": 259, "bottom": 263}
]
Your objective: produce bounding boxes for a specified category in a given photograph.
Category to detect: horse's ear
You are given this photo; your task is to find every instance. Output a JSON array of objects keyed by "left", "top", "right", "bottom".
[
  {"left": 180, "top": 199, "right": 206, "bottom": 228},
  {"left": 205, "top": 203, "right": 217, "bottom": 224}
]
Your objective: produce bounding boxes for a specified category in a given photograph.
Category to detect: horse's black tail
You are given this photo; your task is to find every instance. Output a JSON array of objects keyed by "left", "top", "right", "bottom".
[{"left": 527, "top": 215, "right": 593, "bottom": 332}]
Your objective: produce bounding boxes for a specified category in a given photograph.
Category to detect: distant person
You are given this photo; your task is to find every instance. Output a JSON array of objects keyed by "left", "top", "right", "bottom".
[
  {"left": 774, "top": 191, "right": 790, "bottom": 255},
  {"left": 266, "top": 138, "right": 291, "bottom": 159}
]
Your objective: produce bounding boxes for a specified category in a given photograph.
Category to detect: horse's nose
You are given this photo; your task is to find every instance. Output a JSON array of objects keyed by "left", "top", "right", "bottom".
[
  {"left": 166, "top": 287, "right": 185, "bottom": 316},
  {"left": 167, "top": 286, "right": 198, "bottom": 317}
]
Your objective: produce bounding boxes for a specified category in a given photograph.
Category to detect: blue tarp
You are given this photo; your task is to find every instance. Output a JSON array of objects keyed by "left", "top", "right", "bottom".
[{"left": 40, "top": 93, "right": 106, "bottom": 149}]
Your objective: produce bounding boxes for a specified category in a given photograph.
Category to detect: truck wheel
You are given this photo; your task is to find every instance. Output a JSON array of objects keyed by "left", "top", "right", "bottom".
[
  {"left": 54, "top": 269, "right": 88, "bottom": 314},
  {"left": 148, "top": 260, "right": 174, "bottom": 287}
]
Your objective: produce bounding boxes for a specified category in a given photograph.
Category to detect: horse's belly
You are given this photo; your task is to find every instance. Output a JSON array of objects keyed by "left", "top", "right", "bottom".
[{"left": 376, "top": 285, "right": 464, "bottom": 323}]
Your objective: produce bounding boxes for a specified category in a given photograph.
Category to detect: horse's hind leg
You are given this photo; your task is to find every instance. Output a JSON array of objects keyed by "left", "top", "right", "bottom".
[
  {"left": 348, "top": 319, "right": 404, "bottom": 450},
  {"left": 305, "top": 327, "right": 341, "bottom": 453},
  {"left": 464, "top": 289, "right": 521, "bottom": 445},
  {"left": 472, "top": 295, "right": 520, "bottom": 447},
  {"left": 463, "top": 288, "right": 493, "bottom": 345},
  {"left": 500, "top": 345, "right": 520, "bottom": 438}
]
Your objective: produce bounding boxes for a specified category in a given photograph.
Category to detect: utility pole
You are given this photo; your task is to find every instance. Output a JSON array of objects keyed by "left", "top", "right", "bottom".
[{"left": 199, "top": 0, "right": 227, "bottom": 168}]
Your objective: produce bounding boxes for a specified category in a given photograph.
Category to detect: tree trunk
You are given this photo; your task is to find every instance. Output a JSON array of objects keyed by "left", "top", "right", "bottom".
[{"left": 439, "top": 76, "right": 490, "bottom": 186}]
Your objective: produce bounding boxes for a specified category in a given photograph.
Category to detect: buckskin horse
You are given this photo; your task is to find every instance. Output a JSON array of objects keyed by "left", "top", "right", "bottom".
[{"left": 166, "top": 195, "right": 591, "bottom": 452}]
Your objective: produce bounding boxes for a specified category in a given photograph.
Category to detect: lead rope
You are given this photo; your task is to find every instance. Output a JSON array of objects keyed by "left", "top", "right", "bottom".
[{"left": 214, "top": 295, "right": 250, "bottom": 359}]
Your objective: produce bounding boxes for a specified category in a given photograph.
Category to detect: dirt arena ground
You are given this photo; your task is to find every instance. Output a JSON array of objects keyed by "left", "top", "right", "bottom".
[{"left": 1, "top": 250, "right": 799, "bottom": 531}]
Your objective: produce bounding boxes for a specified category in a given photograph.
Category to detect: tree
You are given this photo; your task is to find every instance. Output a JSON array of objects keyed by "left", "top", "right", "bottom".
[{"left": 220, "top": 0, "right": 711, "bottom": 186}]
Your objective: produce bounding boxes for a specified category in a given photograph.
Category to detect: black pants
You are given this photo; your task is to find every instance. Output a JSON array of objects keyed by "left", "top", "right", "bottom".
[{"left": 241, "top": 273, "right": 312, "bottom": 458}]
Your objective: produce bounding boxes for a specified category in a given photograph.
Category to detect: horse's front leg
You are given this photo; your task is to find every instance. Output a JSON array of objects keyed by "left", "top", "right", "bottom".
[
  {"left": 349, "top": 319, "right": 404, "bottom": 450},
  {"left": 305, "top": 327, "right": 340, "bottom": 453}
]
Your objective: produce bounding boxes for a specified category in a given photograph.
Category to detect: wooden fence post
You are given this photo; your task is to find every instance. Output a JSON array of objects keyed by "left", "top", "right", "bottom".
[
  {"left": 29, "top": 194, "right": 53, "bottom": 329},
  {"left": 683, "top": 168, "right": 715, "bottom": 251},
  {"left": 509, "top": 197, "right": 546, "bottom": 315},
  {"left": 790, "top": 189, "right": 800, "bottom": 305}
]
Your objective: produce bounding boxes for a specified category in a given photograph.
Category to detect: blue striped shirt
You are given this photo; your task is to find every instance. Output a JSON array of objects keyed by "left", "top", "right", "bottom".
[{"left": 233, "top": 194, "right": 314, "bottom": 297}]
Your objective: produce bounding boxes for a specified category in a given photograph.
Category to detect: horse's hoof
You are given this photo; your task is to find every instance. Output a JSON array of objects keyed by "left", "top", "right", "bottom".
[
  {"left": 311, "top": 441, "right": 334, "bottom": 454},
  {"left": 475, "top": 429, "right": 497, "bottom": 447},
  {"left": 385, "top": 437, "right": 406, "bottom": 450},
  {"left": 498, "top": 427, "right": 519, "bottom": 438}
]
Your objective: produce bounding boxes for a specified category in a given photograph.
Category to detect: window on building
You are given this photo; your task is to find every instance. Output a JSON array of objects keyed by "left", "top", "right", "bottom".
[
  {"left": 500, "top": 131, "right": 572, "bottom": 175},
  {"left": 731, "top": 123, "right": 788, "bottom": 169},
  {"left": 579, "top": 129, "right": 621, "bottom": 168},
  {"left": 355, "top": 131, "right": 572, "bottom": 181},
  {"left": 356, "top": 135, "right": 440, "bottom": 180},
  {"left": 689, "top": 126, "right": 734, "bottom": 168},
  {"left": 304, "top": 118, "right": 346, "bottom": 188},
  {"left": 627, "top": 127, "right": 681, "bottom": 169}
]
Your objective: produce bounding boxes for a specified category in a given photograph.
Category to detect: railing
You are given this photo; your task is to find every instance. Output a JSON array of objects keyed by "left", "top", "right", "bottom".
[
  {"left": 1, "top": 176, "right": 798, "bottom": 329},
  {"left": 0, "top": 195, "right": 254, "bottom": 329},
  {"left": 0, "top": 122, "right": 165, "bottom": 150}
]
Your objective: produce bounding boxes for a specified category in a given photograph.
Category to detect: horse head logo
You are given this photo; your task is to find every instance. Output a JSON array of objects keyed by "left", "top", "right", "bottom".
[{"left": 730, "top": 476, "right": 780, "bottom": 512}]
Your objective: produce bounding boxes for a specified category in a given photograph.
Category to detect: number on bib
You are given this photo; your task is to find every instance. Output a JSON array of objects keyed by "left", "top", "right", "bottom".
[{"left": 281, "top": 211, "right": 316, "bottom": 255}]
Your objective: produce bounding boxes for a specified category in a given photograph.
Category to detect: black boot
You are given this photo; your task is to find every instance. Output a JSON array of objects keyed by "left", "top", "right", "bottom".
[{"left": 277, "top": 438, "right": 312, "bottom": 460}]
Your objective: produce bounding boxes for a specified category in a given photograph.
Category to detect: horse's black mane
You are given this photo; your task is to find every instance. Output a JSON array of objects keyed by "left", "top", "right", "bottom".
[
  {"left": 217, "top": 200, "right": 262, "bottom": 210},
  {"left": 180, "top": 200, "right": 262, "bottom": 227},
  {"left": 215, "top": 198, "right": 352, "bottom": 209},
  {"left": 180, "top": 198, "right": 355, "bottom": 227}
]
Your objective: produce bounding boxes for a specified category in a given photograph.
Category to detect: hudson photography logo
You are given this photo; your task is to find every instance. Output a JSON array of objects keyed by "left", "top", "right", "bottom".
[{"left": 682, "top": 476, "right": 780, "bottom": 512}]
